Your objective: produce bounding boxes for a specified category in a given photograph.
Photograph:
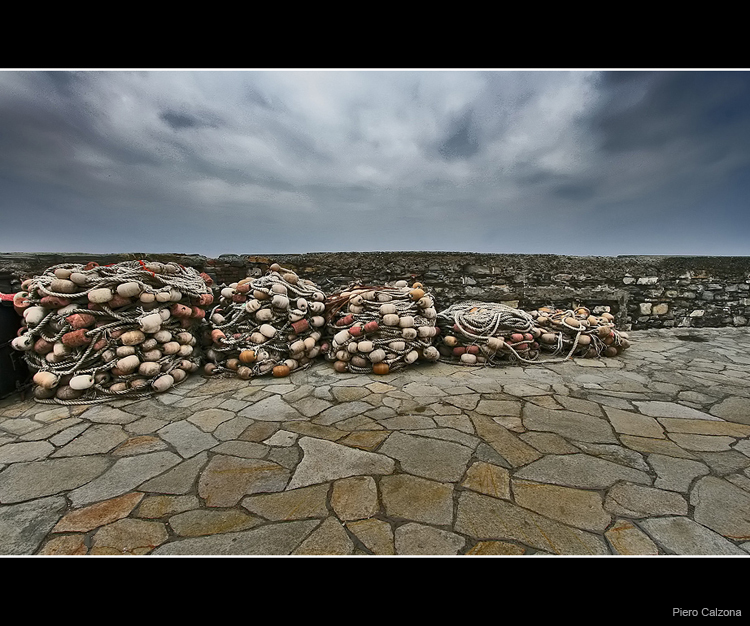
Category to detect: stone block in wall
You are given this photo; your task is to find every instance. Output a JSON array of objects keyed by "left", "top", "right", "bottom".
[
  {"left": 652, "top": 303, "right": 669, "bottom": 315},
  {"left": 637, "top": 277, "right": 659, "bottom": 285},
  {"left": 639, "top": 303, "right": 653, "bottom": 315}
]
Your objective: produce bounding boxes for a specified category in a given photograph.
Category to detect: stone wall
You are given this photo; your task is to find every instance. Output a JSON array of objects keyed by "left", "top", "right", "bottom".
[{"left": 2, "top": 252, "right": 749, "bottom": 331}]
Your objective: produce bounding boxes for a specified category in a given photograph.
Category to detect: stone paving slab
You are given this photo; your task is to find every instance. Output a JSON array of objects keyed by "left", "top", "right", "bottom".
[{"left": 2, "top": 327, "right": 750, "bottom": 556}]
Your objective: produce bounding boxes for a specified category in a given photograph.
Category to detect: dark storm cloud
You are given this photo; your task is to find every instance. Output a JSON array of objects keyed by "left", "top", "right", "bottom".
[{"left": 0, "top": 70, "right": 748, "bottom": 256}]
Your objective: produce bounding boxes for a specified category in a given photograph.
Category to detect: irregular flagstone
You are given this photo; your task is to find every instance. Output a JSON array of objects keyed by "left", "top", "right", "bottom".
[
  {"left": 657, "top": 418, "right": 750, "bottom": 437},
  {"left": 461, "top": 461, "right": 511, "bottom": 500},
  {"left": 553, "top": 395, "right": 603, "bottom": 417},
  {"left": 241, "top": 484, "right": 330, "bottom": 521},
  {"left": 380, "top": 474, "right": 454, "bottom": 526},
  {"left": 240, "top": 422, "right": 280, "bottom": 443},
  {"left": 212, "top": 440, "right": 269, "bottom": 459},
  {"left": 605, "top": 519, "right": 660, "bottom": 555},
  {"left": 378, "top": 415, "right": 436, "bottom": 430},
  {"left": 213, "top": 417, "right": 254, "bottom": 441},
  {"left": 0, "top": 441, "right": 54, "bottom": 464},
  {"left": 288, "top": 437, "right": 395, "bottom": 490},
  {"left": 709, "top": 396, "right": 750, "bottom": 424},
  {"left": 522, "top": 404, "right": 618, "bottom": 444},
  {"left": 331, "top": 386, "right": 371, "bottom": 402},
  {"left": 77, "top": 405, "right": 140, "bottom": 425},
  {"left": 511, "top": 479, "right": 611, "bottom": 532},
  {"left": 53, "top": 492, "right": 144, "bottom": 533},
  {"left": 366, "top": 382, "right": 396, "bottom": 394},
  {"left": 51, "top": 423, "right": 129, "bottom": 458},
  {"left": 394, "top": 522, "right": 465, "bottom": 555},
  {"left": 291, "top": 397, "right": 334, "bottom": 418},
  {"left": 444, "top": 395, "right": 480, "bottom": 411},
  {"left": 263, "top": 430, "right": 299, "bottom": 447},
  {"left": 619, "top": 435, "right": 699, "bottom": 460},
  {"left": 604, "top": 482, "right": 688, "bottom": 518},
  {"left": 112, "top": 435, "right": 169, "bottom": 457},
  {"left": 346, "top": 517, "right": 395, "bottom": 555},
  {"left": 188, "top": 409, "right": 236, "bottom": 432},
  {"left": 331, "top": 476, "right": 379, "bottom": 521},
  {"left": 402, "top": 427, "right": 479, "bottom": 449},
  {"left": 0, "top": 496, "right": 67, "bottom": 555},
  {"left": 0, "top": 456, "right": 112, "bottom": 504},
  {"left": 90, "top": 518, "right": 169, "bottom": 555},
  {"left": 120, "top": 399, "right": 193, "bottom": 422},
  {"left": 695, "top": 450, "right": 750, "bottom": 475},
  {"left": 268, "top": 447, "right": 301, "bottom": 470},
  {"left": 466, "top": 541, "right": 526, "bottom": 555},
  {"left": 454, "top": 491, "right": 609, "bottom": 555},
  {"left": 123, "top": 417, "right": 169, "bottom": 436},
  {"left": 198, "top": 455, "right": 290, "bottom": 507},
  {"left": 339, "top": 431, "right": 390, "bottom": 451},
  {"left": 432, "top": 414, "right": 475, "bottom": 434},
  {"left": 402, "top": 382, "right": 446, "bottom": 397},
  {"left": 514, "top": 454, "right": 651, "bottom": 490},
  {"left": 527, "top": 395, "right": 563, "bottom": 410},
  {"left": 603, "top": 407, "right": 666, "bottom": 439},
  {"left": 337, "top": 415, "right": 386, "bottom": 431},
  {"left": 633, "top": 401, "right": 721, "bottom": 421},
  {"left": 50, "top": 423, "right": 90, "bottom": 447},
  {"left": 238, "top": 395, "right": 306, "bottom": 422},
  {"left": 292, "top": 516, "right": 354, "bottom": 555},
  {"left": 474, "top": 400, "right": 522, "bottom": 418},
  {"left": 518, "top": 432, "right": 579, "bottom": 455},
  {"left": 667, "top": 433, "right": 737, "bottom": 452},
  {"left": 690, "top": 476, "right": 750, "bottom": 540},
  {"left": 18, "top": 417, "right": 82, "bottom": 442},
  {"left": 378, "top": 431, "right": 472, "bottom": 482},
  {"left": 69, "top": 451, "right": 182, "bottom": 507},
  {"left": 314, "top": 402, "right": 375, "bottom": 426},
  {"left": 168, "top": 509, "right": 262, "bottom": 537},
  {"left": 134, "top": 494, "right": 200, "bottom": 519},
  {"left": 38, "top": 534, "right": 88, "bottom": 555},
  {"left": 157, "top": 421, "right": 219, "bottom": 458},
  {"left": 282, "top": 421, "right": 347, "bottom": 442},
  {"left": 468, "top": 414, "right": 542, "bottom": 468},
  {"left": 734, "top": 439, "right": 750, "bottom": 458},
  {"left": 637, "top": 516, "right": 746, "bottom": 555},
  {"left": 139, "top": 452, "right": 209, "bottom": 495},
  {"left": 570, "top": 442, "right": 650, "bottom": 472}
]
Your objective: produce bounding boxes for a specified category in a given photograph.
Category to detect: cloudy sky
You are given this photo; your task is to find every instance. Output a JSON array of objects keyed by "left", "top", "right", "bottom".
[{"left": 1, "top": 69, "right": 748, "bottom": 257}]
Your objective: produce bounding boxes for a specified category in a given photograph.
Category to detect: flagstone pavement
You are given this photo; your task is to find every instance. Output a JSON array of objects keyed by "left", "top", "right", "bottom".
[{"left": 1, "top": 327, "right": 749, "bottom": 556}]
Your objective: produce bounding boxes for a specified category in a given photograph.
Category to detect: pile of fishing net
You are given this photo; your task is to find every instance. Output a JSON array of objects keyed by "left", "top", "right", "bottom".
[
  {"left": 202, "top": 263, "right": 327, "bottom": 379},
  {"left": 10, "top": 260, "right": 212, "bottom": 403},
  {"left": 528, "top": 306, "right": 631, "bottom": 359},
  {"left": 435, "top": 301, "right": 542, "bottom": 365},
  {"left": 324, "top": 280, "right": 440, "bottom": 374}
]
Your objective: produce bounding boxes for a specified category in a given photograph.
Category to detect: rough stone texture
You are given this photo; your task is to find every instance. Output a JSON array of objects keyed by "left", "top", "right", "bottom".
[
  {"left": 647, "top": 454, "right": 710, "bottom": 493},
  {"left": 511, "top": 479, "right": 611, "bottom": 532},
  {"left": 331, "top": 476, "right": 379, "bottom": 522},
  {"left": 605, "top": 519, "right": 660, "bottom": 555},
  {"left": 690, "top": 476, "right": 750, "bottom": 540},
  {"left": 168, "top": 509, "right": 261, "bottom": 537},
  {"left": 241, "top": 484, "right": 330, "bottom": 521},
  {"left": 90, "top": 518, "right": 169, "bottom": 555},
  {"left": 346, "top": 517, "right": 395, "bottom": 555},
  {"left": 604, "top": 483, "right": 688, "bottom": 518},
  {"left": 466, "top": 541, "right": 526, "bottom": 555},
  {"left": 0, "top": 496, "right": 67, "bottom": 555},
  {"left": 292, "top": 517, "right": 354, "bottom": 555},
  {"left": 709, "top": 396, "right": 750, "bottom": 424},
  {"left": 380, "top": 474, "right": 454, "bottom": 526},
  {"left": 522, "top": 404, "right": 619, "bottom": 444},
  {"left": 513, "top": 454, "right": 651, "bottom": 490},
  {"left": 0, "top": 457, "right": 111, "bottom": 504},
  {"left": 53, "top": 492, "right": 144, "bottom": 533},
  {"left": 38, "top": 534, "right": 88, "bottom": 555},
  {"left": 288, "top": 437, "right": 394, "bottom": 489},
  {"left": 198, "top": 455, "right": 290, "bottom": 507},
  {"left": 468, "top": 414, "right": 542, "bottom": 467},
  {"left": 69, "top": 452, "right": 182, "bottom": 507},
  {"left": 638, "top": 516, "right": 747, "bottom": 555},
  {"left": 454, "top": 491, "right": 608, "bottom": 555},
  {"left": 139, "top": 452, "right": 208, "bottom": 495},
  {"left": 461, "top": 461, "right": 511, "bottom": 500},
  {"left": 394, "top": 522, "right": 465, "bottom": 555},
  {"left": 378, "top": 431, "right": 472, "bottom": 482}
]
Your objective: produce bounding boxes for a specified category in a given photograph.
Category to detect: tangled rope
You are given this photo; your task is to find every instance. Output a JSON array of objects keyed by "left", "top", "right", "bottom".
[
  {"left": 11, "top": 260, "right": 211, "bottom": 404},
  {"left": 324, "top": 280, "right": 440, "bottom": 374},
  {"left": 202, "top": 263, "right": 327, "bottom": 379},
  {"left": 436, "top": 301, "right": 542, "bottom": 366}
]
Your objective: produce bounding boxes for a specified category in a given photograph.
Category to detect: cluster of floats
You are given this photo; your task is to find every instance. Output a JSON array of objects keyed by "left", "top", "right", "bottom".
[{"left": 7, "top": 260, "right": 630, "bottom": 404}]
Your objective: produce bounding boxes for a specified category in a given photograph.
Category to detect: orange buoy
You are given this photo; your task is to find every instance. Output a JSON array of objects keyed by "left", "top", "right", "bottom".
[{"left": 372, "top": 362, "right": 390, "bottom": 375}]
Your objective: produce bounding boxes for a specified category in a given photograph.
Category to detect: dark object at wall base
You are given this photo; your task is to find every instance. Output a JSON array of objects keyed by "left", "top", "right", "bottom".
[{"left": 0, "top": 300, "right": 30, "bottom": 399}]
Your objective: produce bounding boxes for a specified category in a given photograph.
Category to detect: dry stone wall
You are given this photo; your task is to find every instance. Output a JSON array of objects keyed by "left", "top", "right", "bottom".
[{"left": 2, "top": 252, "right": 749, "bottom": 331}]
